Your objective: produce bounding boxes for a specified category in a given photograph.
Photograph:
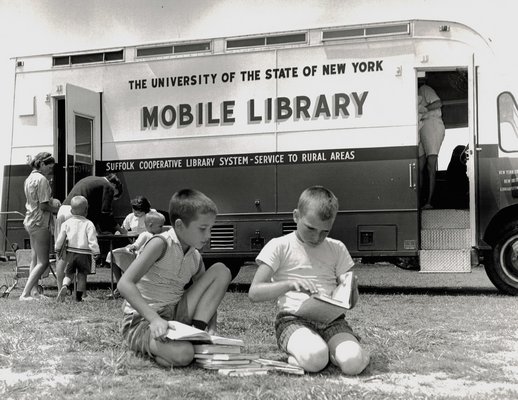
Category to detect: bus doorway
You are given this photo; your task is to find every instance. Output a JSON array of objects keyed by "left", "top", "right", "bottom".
[
  {"left": 417, "top": 69, "right": 470, "bottom": 210},
  {"left": 417, "top": 68, "right": 473, "bottom": 274},
  {"left": 54, "top": 84, "right": 101, "bottom": 200}
]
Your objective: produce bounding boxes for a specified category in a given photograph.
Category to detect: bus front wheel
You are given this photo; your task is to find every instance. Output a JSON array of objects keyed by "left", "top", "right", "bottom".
[{"left": 485, "top": 228, "right": 518, "bottom": 295}]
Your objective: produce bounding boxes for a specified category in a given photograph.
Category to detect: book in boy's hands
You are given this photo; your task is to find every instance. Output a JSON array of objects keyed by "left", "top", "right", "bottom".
[
  {"left": 166, "top": 321, "right": 244, "bottom": 347},
  {"left": 293, "top": 271, "right": 356, "bottom": 325},
  {"left": 316, "top": 270, "right": 355, "bottom": 309}
]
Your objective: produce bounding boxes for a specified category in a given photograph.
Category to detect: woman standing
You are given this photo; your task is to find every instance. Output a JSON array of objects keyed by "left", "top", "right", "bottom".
[{"left": 19, "top": 152, "right": 61, "bottom": 300}]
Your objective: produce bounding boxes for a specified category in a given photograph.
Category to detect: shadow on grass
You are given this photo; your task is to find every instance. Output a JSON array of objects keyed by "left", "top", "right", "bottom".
[
  {"left": 226, "top": 282, "right": 502, "bottom": 296},
  {"left": 43, "top": 280, "right": 503, "bottom": 298}
]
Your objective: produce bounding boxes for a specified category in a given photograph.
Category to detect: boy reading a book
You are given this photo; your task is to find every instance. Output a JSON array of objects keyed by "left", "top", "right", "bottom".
[
  {"left": 118, "top": 189, "right": 232, "bottom": 368},
  {"left": 249, "top": 186, "right": 370, "bottom": 375}
]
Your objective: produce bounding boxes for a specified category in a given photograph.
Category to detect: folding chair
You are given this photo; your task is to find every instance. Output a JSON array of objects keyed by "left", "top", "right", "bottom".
[{"left": 0, "top": 249, "right": 56, "bottom": 298}]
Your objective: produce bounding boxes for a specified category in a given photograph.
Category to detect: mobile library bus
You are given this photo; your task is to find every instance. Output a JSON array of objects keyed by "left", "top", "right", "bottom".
[{"left": 3, "top": 19, "right": 518, "bottom": 294}]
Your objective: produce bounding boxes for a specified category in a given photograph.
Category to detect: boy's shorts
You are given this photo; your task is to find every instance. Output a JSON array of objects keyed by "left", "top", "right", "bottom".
[
  {"left": 120, "top": 295, "right": 191, "bottom": 359},
  {"left": 64, "top": 252, "right": 91, "bottom": 276},
  {"left": 275, "top": 312, "right": 359, "bottom": 353}
]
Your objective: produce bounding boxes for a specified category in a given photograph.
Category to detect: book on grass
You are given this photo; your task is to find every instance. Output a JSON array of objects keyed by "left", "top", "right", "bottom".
[
  {"left": 194, "top": 353, "right": 260, "bottom": 361},
  {"left": 196, "top": 359, "right": 253, "bottom": 367},
  {"left": 193, "top": 344, "right": 242, "bottom": 355},
  {"left": 166, "top": 321, "right": 244, "bottom": 347},
  {"left": 198, "top": 361, "right": 262, "bottom": 370},
  {"left": 255, "top": 359, "right": 305, "bottom": 375},
  {"left": 218, "top": 367, "right": 269, "bottom": 376},
  {"left": 294, "top": 271, "right": 356, "bottom": 324}
]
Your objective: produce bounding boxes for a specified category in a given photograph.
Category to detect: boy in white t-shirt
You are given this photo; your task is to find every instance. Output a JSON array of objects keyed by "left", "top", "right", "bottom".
[
  {"left": 55, "top": 196, "right": 100, "bottom": 302},
  {"left": 249, "top": 186, "right": 370, "bottom": 375}
]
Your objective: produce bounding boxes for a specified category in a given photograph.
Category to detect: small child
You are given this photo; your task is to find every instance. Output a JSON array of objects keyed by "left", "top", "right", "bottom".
[
  {"left": 126, "top": 211, "right": 166, "bottom": 254},
  {"left": 122, "top": 196, "right": 152, "bottom": 234},
  {"left": 108, "top": 211, "right": 167, "bottom": 295},
  {"left": 118, "top": 189, "right": 232, "bottom": 368},
  {"left": 55, "top": 196, "right": 100, "bottom": 302},
  {"left": 249, "top": 186, "right": 370, "bottom": 375}
]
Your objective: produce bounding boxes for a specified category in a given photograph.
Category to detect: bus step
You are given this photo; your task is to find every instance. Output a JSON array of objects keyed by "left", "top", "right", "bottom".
[
  {"left": 419, "top": 249, "right": 471, "bottom": 273},
  {"left": 421, "top": 228, "right": 470, "bottom": 250},
  {"left": 421, "top": 209, "right": 469, "bottom": 229}
]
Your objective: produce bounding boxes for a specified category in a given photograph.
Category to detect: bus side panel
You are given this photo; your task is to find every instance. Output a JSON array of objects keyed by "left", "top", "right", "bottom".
[
  {"left": 111, "top": 165, "right": 276, "bottom": 220},
  {"left": 333, "top": 212, "right": 418, "bottom": 257},
  {"left": 277, "top": 156, "right": 416, "bottom": 211}
]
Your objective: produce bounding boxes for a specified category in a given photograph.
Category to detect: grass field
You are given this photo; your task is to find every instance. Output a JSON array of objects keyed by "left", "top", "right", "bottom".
[{"left": 1, "top": 262, "right": 517, "bottom": 400}]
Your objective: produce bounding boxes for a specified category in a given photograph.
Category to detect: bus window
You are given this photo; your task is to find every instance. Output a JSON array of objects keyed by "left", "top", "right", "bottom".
[{"left": 498, "top": 92, "right": 518, "bottom": 152}]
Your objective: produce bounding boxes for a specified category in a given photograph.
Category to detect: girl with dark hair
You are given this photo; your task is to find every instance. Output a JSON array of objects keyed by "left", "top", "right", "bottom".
[
  {"left": 122, "top": 196, "right": 153, "bottom": 234},
  {"left": 19, "top": 152, "right": 61, "bottom": 300}
]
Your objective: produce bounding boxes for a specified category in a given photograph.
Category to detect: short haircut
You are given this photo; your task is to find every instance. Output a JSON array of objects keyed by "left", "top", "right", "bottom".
[
  {"left": 105, "top": 173, "right": 123, "bottom": 198},
  {"left": 30, "top": 152, "right": 55, "bottom": 170},
  {"left": 131, "top": 196, "right": 151, "bottom": 213},
  {"left": 145, "top": 210, "right": 165, "bottom": 225},
  {"left": 169, "top": 189, "right": 218, "bottom": 225},
  {"left": 70, "top": 195, "right": 88, "bottom": 216},
  {"left": 297, "top": 186, "right": 339, "bottom": 221}
]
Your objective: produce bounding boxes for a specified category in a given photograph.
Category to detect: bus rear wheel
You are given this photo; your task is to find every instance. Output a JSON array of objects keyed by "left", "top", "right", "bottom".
[{"left": 485, "top": 228, "right": 518, "bottom": 295}]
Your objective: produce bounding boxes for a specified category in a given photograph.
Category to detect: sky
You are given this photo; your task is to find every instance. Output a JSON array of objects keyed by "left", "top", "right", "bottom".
[{"left": 0, "top": 0, "right": 514, "bottom": 195}]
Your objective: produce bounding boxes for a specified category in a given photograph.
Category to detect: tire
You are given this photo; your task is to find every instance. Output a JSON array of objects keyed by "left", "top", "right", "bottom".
[{"left": 484, "top": 227, "right": 518, "bottom": 295}]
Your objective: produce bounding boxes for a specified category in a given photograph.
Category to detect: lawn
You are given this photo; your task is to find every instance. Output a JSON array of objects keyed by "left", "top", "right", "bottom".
[{"left": 1, "top": 262, "right": 517, "bottom": 400}]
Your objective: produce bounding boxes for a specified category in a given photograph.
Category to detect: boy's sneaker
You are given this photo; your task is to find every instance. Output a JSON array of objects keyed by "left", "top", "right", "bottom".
[{"left": 56, "top": 286, "right": 70, "bottom": 302}]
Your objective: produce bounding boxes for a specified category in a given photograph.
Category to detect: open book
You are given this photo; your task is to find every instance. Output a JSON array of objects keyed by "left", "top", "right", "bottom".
[
  {"left": 294, "top": 271, "right": 356, "bottom": 324},
  {"left": 166, "top": 321, "right": 244, "bottom": 347}
]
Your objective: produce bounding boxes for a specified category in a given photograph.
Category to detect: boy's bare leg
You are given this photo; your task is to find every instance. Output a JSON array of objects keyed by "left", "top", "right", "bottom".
[
  {"left": 149, "top": 338, "right": 194, "bottom": 368},
  {"left": 328, "top": 332, "right": 370, "bottom": 375},
  {"left": 56, "top": 258, "right": 65, "bottom": 291},
  {"left": 184, "top": 263, "right": 231, "bottom": 324},
  {"left": 76, "top": 272, "right": 87, "bottom": 292},
  {"left": 75, "top": 272, "right": 87, "bottom": 301},
  {"left": 286, "top": 327, "right": 329, "bottom": 372}
]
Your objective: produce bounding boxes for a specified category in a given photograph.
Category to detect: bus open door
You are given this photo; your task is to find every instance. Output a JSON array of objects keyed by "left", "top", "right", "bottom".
[{"left": 54, "top": 83, "right": 101, "bottom": 201}]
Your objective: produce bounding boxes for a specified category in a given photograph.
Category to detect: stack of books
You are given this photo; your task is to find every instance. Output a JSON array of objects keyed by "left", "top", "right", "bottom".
[{"left": 166, "top": 321, "right": 304, "bottom": 376}]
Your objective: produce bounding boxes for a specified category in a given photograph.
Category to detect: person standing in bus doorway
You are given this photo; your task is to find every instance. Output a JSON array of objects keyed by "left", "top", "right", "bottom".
[
  {"left": 19, "top": 152, "right": 61, "bottom": 300},
  {"left": 54, "top": 173, "right": 125, "bottom": 291},
  {"left": 418, "top": 75, "right": 445, "bottom": 209}
]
